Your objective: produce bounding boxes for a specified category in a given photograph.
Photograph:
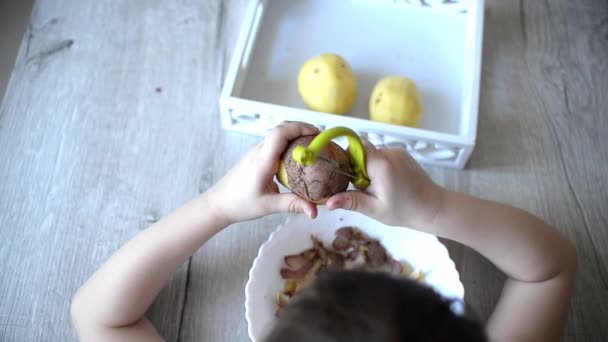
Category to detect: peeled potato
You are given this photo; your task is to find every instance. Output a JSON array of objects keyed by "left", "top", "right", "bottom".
[
  {"left": 298, "top": 53, "right": 357, "bottom": 115},
  {"left": 277, "top": 135, "right": 351, "bottom": 203},
  {"left": 369, "top": 76, "right": 423, "bottom": 127}
]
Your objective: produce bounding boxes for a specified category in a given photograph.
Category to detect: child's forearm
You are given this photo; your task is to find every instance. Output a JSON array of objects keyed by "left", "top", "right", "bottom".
[
  {"left": 426, "top": 190, "right": 576, "bottom": 341},
  {"left": 71, "top": 193, "right": 230, "bottom": 335},
  {"left": 70, "top": 123, "right": 320, "bottom": 341},
  {"left": 428, "top": 190, "right": 575, "bottom": 282}
]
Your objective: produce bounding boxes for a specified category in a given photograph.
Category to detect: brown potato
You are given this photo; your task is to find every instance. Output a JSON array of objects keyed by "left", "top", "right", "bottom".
[{"left": 278, "top": 135, "right": 351, "bottom": 203}]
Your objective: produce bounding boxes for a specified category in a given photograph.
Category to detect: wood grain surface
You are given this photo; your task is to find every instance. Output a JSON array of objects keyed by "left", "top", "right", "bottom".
[{"left": 0, "top": 0, "right": 606, "bottom": 341}]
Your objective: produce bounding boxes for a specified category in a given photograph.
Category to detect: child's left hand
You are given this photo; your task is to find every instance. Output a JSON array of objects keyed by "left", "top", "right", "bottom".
[{"left": 208, "top": 122, "right": 319, "bottom": 224}]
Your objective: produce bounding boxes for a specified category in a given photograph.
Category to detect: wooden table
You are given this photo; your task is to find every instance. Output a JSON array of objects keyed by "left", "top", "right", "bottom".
[{"left": 1, "top": 0, "right": 606, "bottom": 341}]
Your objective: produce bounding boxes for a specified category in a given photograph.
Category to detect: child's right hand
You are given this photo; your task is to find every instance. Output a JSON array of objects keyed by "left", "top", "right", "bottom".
[{"left": 326, "top": 143, "right": 443, "bottom": 230}]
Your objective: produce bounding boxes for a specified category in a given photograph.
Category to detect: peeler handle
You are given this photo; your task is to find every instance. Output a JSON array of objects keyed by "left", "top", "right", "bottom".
[{"left": 292, "top": 127, "right": 371, "bottom": 189}]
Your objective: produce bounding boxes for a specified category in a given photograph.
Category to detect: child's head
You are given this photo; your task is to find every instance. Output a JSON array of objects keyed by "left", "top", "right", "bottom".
[{"left": 264, "top": 270, "right": 487, "bottom": 342}]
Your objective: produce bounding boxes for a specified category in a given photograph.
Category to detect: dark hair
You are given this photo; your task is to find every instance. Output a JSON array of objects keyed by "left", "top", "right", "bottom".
[{"left": 264, "top": 270, "right": 487, "bottom": 342}]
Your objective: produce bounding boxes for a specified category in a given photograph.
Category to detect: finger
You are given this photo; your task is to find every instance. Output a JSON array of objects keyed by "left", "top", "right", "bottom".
[
  {"left": 261, "top": 122, "right": 319, "bottom": 159},
  {"left": 361, "top": 138, "right": 379, "bottom": 158},
  {"left": 361, "top": 137, "right": 376, "bottom": 150},
  {"left": 264, "top": 193, "right": 318, "bottom": 219},
  {"left": 325, "top": 190, "right": 376, "bottom": 216},
  {"left": 269, "top": 121, "right": 319, "bottom": 142},
  {"left": 264, "top": 179, "right": 280, "bottom": 194},
  {"left": 270, "top": 181, "right": 280, "bottom": 193}
]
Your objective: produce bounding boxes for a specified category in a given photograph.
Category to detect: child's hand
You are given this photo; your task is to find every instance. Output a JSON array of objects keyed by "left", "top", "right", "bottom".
[
  {"left": 326, "top": 143, "right": 442, "bottom": 230},
  {"left": 208, "top": 122, "right": 319, "bottom": 224}
]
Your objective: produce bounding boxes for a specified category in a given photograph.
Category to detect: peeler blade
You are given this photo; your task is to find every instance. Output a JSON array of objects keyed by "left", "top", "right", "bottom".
[{"left": 316, "top": 155, "right": 358, "bottom": 180}]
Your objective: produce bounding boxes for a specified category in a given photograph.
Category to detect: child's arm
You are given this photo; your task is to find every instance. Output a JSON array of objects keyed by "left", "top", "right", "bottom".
[
  {"left": 430, "top": 191, "right": 576, "bottom": 342},
  {"left": 71, "top": 122, "right": 319, "bottom": 342},
  {"left": 327, "top": 144, "right": 576, "bottom": 342}
]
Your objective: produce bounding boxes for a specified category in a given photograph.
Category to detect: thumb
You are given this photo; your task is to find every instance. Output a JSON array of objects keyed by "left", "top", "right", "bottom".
[
  {"left": 326, "top": 191, "right": 375, "bottom": 215},
  {"left": 267, "top": 193, "right": 318, "bottom": 219}
]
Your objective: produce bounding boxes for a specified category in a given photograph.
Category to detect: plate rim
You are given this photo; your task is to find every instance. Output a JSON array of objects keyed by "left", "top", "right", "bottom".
[{"left": 245, "top": 208, "right": 464, "bottom": 341}]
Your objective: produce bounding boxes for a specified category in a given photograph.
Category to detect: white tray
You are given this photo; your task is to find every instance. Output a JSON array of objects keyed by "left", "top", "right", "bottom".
[{"left": 220, "top": 0, "right": 484, "bottom": 168}]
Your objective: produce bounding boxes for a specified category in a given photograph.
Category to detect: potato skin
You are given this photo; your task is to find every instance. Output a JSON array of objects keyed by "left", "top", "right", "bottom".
[
  {"left": 369, "top": 75, "right": 422, "bottom": 127},
  {"left": 279, "top": 136, "right": 351, "bottom": 203}
]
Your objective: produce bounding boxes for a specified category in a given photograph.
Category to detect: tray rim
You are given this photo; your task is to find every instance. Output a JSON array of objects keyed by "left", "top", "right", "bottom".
[{"left": 220, "top": 0, "right": 485, "bottom": 168}]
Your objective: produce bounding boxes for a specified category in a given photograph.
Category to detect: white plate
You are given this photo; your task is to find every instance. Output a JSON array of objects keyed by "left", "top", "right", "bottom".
[{"left": 245, "top": 207, "right": 464, "bottom": 341}]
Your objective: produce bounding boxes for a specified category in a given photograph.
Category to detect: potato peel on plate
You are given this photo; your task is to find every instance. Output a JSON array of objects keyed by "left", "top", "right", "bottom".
[{"left": 275, "top": 227, "right": 424, "bottom": 317}]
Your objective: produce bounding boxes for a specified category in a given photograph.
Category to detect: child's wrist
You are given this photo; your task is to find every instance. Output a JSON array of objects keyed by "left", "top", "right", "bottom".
[
  {"left": 409, "top": 184, "right": 446, "bottom": 232},
  {"left": 194, "top": 191, "right": 234, "bottom": 229}
]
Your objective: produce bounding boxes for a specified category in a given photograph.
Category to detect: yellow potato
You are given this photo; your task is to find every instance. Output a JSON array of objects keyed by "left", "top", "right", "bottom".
[
  {"left": 277, "top": 160, "right": 289, "bottom": 189},
  {"left": 369, "top": 76, "right": 423, "bottom": 127},
  {"left": 298, "top": 53, "right": 357, "bottom": 115}
]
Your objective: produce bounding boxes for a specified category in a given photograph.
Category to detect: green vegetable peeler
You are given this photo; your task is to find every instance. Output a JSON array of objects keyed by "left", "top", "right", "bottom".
[{"left": 292, "top": 127, "right": 371, "bottom": 189}]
